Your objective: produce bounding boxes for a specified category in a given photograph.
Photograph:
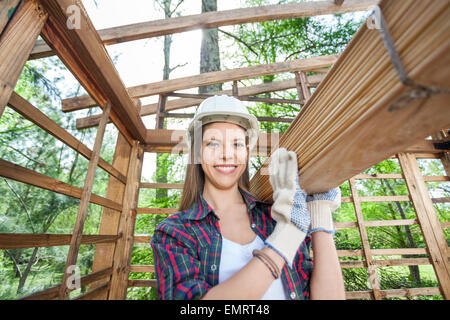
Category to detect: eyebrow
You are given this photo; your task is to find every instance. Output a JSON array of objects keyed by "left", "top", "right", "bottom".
[{"left": 204, "top": 137, "right": 245, "bottom": 141}]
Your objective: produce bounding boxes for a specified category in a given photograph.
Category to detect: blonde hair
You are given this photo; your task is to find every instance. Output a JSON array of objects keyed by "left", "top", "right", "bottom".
[{"left": 178, "top": 123, "right": 250, "bottom": 211}]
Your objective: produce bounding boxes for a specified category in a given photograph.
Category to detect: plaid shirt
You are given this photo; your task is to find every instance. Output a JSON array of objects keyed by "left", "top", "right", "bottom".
[{"left": 150, "top": 187, "right": 313, "bottom": 300}]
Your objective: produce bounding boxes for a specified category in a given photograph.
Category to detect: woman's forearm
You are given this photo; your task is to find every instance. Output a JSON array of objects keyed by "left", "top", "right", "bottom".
[
  {"left": 310, "top": 231, "right": 345, "bottom": 300},
  {"left": 201, "top": 246, "right": 285, "bottom": 300}
]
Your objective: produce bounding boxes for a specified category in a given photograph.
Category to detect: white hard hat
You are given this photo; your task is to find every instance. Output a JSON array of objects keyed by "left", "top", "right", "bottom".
[{"left": 187, "top": 95, "right": 259, "bottom": 150}]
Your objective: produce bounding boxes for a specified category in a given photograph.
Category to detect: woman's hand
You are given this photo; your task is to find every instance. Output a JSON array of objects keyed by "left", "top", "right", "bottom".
[{"left": 265, "top": 148, "right": 310, "bottom": 267}]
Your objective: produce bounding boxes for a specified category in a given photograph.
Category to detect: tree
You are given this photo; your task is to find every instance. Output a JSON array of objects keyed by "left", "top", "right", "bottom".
[{"left": 199, "top": 0, "right": 222, "bottom": 93}]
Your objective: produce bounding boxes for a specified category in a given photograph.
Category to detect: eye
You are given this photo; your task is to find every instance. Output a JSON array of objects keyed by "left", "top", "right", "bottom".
[
  {"left": 235, "top": 142, "right": 245, "bottom": 148},
  {"left": 206, "top": 141, "right": 219, "bottom": 147}
]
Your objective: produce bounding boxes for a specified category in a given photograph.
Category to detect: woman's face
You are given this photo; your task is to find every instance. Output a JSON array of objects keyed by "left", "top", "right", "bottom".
[{"left": 201, "top": 122, "right": 248, "bottom": 190}]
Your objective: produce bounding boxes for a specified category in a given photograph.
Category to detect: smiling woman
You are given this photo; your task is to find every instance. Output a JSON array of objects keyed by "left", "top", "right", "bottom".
[{"left": 150, "top": 95, "right": 345, "bottom": 300}]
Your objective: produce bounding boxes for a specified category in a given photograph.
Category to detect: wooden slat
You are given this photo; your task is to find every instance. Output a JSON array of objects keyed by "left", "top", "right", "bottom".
[
  {"left": 89, "top": 133, "right": 132, "bottom": 297},
  {"left": 74, "top": 283, "right": 109, "bottom": 300},
  {"left": 337, "top": 248, "right": 428, "bottom": 257},
  {"left": 0, "top": 158, "right": 122, "bottom": 211},
  {"left": 336, "top": 220, "right": 449, "bottom": 229},
  {"left": 137, "top": 208, "right": 178, "bottom": 215},
  {"left": 140, "top": 182, "right": 184, "bottom": 189},
  {"left": 68, "top": 74, "right": 325, "bottom": 125},
  {"left": 0, "top": 0, "right": 47, "bottom": 119},
  {"left": 129, "top": 265, "right": 155, "bottom": 273},
  {"left": 127, "top": 279, "right": 157, "bottom": 288},
  {"left": 30, "top": 0, "right": 378, "bottom": 59},
  {"left": 39, "top": 0, "right": 146, "bottom": 143},
  {"left": 109, "top": 142, "right": 144, "bottom": 299},
  {"left": 345, "top": 287, "right": 441, "bottom": 299},
  {"left": 0, "top": 233, "right": 119, "bottom": 249},
  {"left": 249, "top": 0, "right": 450, "bottom": 199},
  {"left": 134, "top": 236, "right": 152, "bottom": 243},
  {"left": 19, "top": 267, "right": 113, "bottom": 300},
  {"left": 7, "top": 92, "right": 126, "bottom": 184},
  {"left": 354, "top": 173, "right": 450, "bottom": 181},
  {"left": 349, "top": 178, "right": 382, "bottom": 299},
  {"left": 398, "top": 152, "right": 450, "bottom": 299},
  {"left": 59, "top": 102, "right": 111, "bottom": 299},
  {"left": 340, "top": 257, "right": 432, "bottom": 269}
]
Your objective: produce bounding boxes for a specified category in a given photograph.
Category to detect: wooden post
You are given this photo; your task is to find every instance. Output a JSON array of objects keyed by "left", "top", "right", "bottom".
[
  {"left": 397, "top": 153, "right": 450, "bottom": 299},
  {"left": 108, "top": 141, "right": 144, "bottom": 299},
  {"left": 0, "top": 0, "right": 47, "bottom": 118},
  {"left": 58, "top": 102, "right": 112, "bottom": 300},
  {"left": 349, "top": 178, "right": 382, "bottom": 300},
  {"left": 0, "top": 0, "right": 20, "bottom": 35},
  {"left": 232, "top": 80, "right": 239, "bottom": 98},
  {"left": 88, "top": 132, "right": 132, "bottom": 298},
  {"left": 155, "top": 94, "right": 167, "bottom": 129}
]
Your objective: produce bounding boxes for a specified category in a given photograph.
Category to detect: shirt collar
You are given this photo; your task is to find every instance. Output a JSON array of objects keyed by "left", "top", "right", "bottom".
[{"left": 184, "top": 186, "right": 265, "bottom": 221}]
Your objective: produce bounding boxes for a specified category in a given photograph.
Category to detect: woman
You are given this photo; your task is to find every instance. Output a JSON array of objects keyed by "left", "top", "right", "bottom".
[{"left": 151, "top": 95, "right": 345, "bottom": 300}]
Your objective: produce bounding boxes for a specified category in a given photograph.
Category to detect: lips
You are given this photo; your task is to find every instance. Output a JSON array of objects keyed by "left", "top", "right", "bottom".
[{"left": 213, "top": 165, "right": 237, "bottom": 174}]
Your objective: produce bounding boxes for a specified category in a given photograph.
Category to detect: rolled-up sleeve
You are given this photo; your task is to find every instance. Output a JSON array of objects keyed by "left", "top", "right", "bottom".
[{"left": 150, "top": 220, "right": 211, "bottom": 300}]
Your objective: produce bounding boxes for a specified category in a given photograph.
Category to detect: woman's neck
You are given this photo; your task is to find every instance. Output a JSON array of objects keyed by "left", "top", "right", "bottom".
[{"left": 202, "top": 181, "right": 245, "bottom": 213}]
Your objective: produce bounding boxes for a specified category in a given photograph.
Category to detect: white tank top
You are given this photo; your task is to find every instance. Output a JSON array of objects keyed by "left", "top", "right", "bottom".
[{"left": 218, "top": 235, "right": 288, "bottom": 300}]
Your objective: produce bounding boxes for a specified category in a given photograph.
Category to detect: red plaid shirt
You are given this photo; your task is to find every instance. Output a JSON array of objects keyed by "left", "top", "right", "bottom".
[{"left": 150, "top": 187, "right": 313, "bottom": 300}]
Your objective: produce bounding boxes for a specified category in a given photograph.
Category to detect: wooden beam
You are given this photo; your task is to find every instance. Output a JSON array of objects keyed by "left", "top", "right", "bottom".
[
  {"left": 7, "top": 92, "right": 126, "bottom": 184},
  {"left": 64, "top": 74, "right": 325, "bottom": 115},
  {"left": 29, "top": 0, "right": 379, "bottom": 59},
  {"left": 249, "top": 0, "right": 450, "bottom": 198},
  {"left": 89, "top": 132, "right": 132, "bottom": 298},
  {"left": 0, "top": 0, "right": 20, "bottom": 35},
  {"left": 39, "top": 0, "right": 146, "bottom": 143},
  {"left": 128, "top": 55, "right": 337, "bottom": 97},
  {"left": 19, "top": 267, "right": 113, "bottom": 300},
  {"left": 349, "top": 178, "right": 382, "bottom": 300},
  {"left": 0, "top": 158, "right": 121, "bottom": 211},
  {"left": 109, "top": 141, "right": 144, "bottom": 299},
  {"left": 397, "top": 152, "right": 450, "bottom": 299},
  {"left": 59, "top": 102, "right": 111, "bottom": 300},
  {"left": 0, "top": 233, "right": 119, "bottom": 249},
  {"left": 0, "top": 0, "right": 47, "bottom": 119}
]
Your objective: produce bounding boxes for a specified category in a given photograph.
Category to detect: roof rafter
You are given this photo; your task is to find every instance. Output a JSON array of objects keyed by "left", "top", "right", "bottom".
[{"left": 29, "top": 0, "right": 379, "bottom": 60}]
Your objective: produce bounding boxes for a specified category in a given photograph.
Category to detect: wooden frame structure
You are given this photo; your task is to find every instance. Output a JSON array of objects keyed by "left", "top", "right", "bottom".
[{"left": 0, "top": 0, "right": 448, "bottom": 300}]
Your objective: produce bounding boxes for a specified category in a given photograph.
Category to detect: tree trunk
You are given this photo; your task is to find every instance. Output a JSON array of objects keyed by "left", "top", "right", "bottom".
[{"left": 199, "top": 0, "right": 221, "bottom": 93}]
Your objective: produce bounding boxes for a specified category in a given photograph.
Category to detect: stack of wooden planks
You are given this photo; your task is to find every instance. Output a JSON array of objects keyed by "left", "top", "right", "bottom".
[{"left": 249, "top": 0, "right": 450, "bottom": 200}]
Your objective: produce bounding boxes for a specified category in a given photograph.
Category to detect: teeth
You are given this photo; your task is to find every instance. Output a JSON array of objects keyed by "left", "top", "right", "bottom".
[{"left": 215, "top": 166, "right": 236, "bottom": 171}]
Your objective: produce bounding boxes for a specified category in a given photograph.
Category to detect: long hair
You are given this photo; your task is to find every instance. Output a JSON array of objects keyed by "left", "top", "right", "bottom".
[{"left": 178, "top": 123, "right": 251, "bottom": 211}]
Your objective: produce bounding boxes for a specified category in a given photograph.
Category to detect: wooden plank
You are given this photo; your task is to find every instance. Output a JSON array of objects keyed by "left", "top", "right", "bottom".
[
  {"left": 0, "top": 233, "right": 119, "bottom": 249},
  {"left": 0, "top": 158, "right": 122, "bottom": 211},
  {"left": 7, "top": 92, "right": 126, "bottom": 184},
  {"left": 398, "top": 152, "right": 450, "bottom": 299},
  {"left": 65, "top": 74, "right": 324, "bottom": 115},
  {"left": 340, "top": 257, "right": 432, "bottom": 269},
  {"left": 59, "top": 102, "right": 111, "bottom": 300},
  {"left": 30, "top": 0, "right": 379, "bottom": 59},
  {"left": 89, "top": 132, "right": 132, "bottom": 298},
  {"left": 337, "top": 248, "right": 428, "bottom": 257},
  {"left": 66, "top": 56, "right": 336, "bottom": 121},
  {"left": 249, "top": 0, "right": 450, "bottom": 198},
  {"left": 155, "top": 94, "right": 166, "bottom": 130},
  {"left": 346, "top": 287, "right": 441, "bottom": 299},
  {"left": 134, "top": 235, "right": 152, "bottom": 243},
  {"left": 130, "top": 265, "right": 155, "bottom": 273},
  {"left": 129, "top": 55, "right": 337, "bottom": 98},
  {"left": 39, "top": 0, "right": 146, "bottom": 143},
  {"left": 349, "top": 178, "right": 382, "bottom": 300},
  {"left": 19, "top": 267, "right": 113, "bottom": 300},
  {"left": 74, "top": 283, "right": 109, "bottom": 300},
  {"left": 0, "top": 0, "right": 47, "bottom": 119},
  {"left": 109, "top": 141, "right": 144, "bottom": 299},
  {"left": 127, "top": 279, "right": 157, "bottom": 288},
  {"left": 0, "top": 0, "right": 20, "bottom": 35},
  {"left": 137, "top": 208, "right": 178, "bottom": 215},
  {"left": 336, "top": 220, "right": 448, "bottom": 229},
  {"left": 140, "top": 182, "right": 184, "bottom": 189}
]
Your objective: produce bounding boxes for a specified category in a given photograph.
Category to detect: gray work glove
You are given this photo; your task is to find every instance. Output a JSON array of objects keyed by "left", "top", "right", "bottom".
[
  {"left": 306, "top": 187, "right": 341, "bottom": 235},
  {"left": 265, "top": 148, "right": 310, "bottom": 268}
]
